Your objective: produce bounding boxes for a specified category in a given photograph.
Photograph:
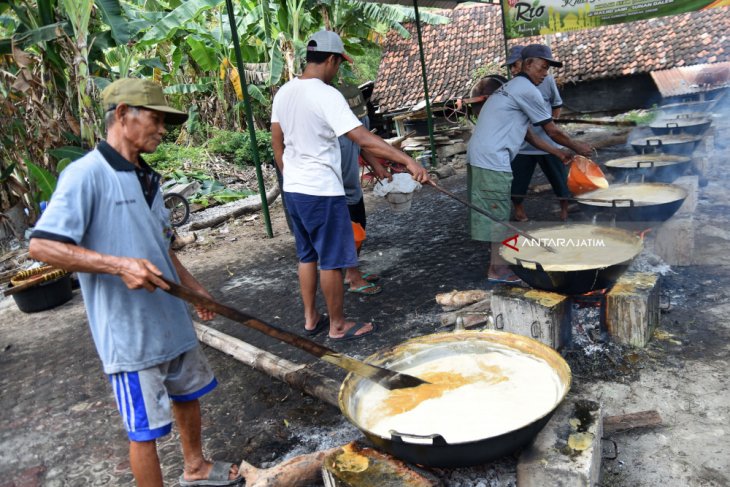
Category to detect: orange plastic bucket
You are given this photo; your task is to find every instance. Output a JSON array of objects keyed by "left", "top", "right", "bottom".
[
  {"left": 567, "top": 156, "right": 609, "bottom": 195},
  {"left": 352, "top": 222, "right": 366, "bottom": 252}
]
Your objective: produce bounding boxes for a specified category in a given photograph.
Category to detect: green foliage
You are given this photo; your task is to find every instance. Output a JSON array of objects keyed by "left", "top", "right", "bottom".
[
  {"left": 471, "top": 62, "right": 503, "bottom": 82},
  {"left": 207, "top": 128, "right": 273, "bottom": 165},
  {"left": 618, "top": 108, "right": 658, "bottom": 126},
  {"left": 26, "top": 161, "right": 57, "bottom": 203}
]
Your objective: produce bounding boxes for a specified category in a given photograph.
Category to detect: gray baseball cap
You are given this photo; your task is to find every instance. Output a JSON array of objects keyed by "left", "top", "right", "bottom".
[
  {"left": 503, "top": 45, "right": 524, "bottom": 67},
  {"left": 521, "top": 44, "right": 563, "bottom": 68},
  {"left": 307, "top": 30, "right": 353, "bottom": 62}
]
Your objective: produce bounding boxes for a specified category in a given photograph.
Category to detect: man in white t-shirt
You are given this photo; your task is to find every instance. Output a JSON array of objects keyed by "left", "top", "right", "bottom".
[{"left": 271, "top": 30, "right": 429, "bottom": 341}]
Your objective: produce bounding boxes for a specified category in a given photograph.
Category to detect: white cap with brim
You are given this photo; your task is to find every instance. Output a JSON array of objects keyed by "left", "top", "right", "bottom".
[{"left": 306, "top": 30, "right": 353, "bottom": 63}]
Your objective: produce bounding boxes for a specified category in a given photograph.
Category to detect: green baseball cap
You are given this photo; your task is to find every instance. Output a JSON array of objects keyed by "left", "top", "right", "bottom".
[{"left": 101, "top": 78, "right": 188, "bottom": 125}]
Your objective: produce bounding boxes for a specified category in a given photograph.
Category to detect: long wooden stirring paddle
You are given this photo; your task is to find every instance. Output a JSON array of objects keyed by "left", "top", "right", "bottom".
[{"left": 161, "top": 278, "right": 428, "bottom": 390}]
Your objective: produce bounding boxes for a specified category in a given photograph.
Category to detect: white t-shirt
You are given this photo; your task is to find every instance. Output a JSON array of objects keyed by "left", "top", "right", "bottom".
[{"left": 272, "top": 77, "right": 361, "bottom": 196}]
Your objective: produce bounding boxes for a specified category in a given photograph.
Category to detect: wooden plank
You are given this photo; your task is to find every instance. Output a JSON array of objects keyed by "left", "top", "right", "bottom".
[{"left": 603, "top": 410, "right": 662, "bottom": 435}]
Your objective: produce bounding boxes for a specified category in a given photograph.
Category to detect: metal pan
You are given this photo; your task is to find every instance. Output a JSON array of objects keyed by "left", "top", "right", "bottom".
[
  {"left": 603, "top": 154, "right": 691, "bottom": 183},
  {"left": 630, "top": 134, "right": 703, "bottom": 156},
  {"left": 339, "top": 330, "right": 571, "bottom": 467},
  {"left": 576, "top": 183, "right": 687, "bottom": 222},
  {"left": 649, "top": 116, "right": 712, "bottom": 136},
  {"left": 499, "top": 224, "right": 643, "bottom": 295}
]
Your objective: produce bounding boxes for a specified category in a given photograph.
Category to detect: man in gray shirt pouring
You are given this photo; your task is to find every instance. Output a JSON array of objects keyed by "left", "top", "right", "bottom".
[{"left": 467, "top": 44, "right": 592, "bottom": 284}]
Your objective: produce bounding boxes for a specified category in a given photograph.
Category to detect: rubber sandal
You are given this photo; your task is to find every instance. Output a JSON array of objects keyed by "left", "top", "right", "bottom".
[
  {"left": 487, "top": 276, "right": 523, "bottom": 286},
  {"left": 303, "top": 314, "right": 329, "bottom": 336},
  {"left": 347, "top": 282, "right": 382, "bottom": 295},
  {"left": 179, "top": 461, "right": 243, "bottom": 486},
  {"left": 361, "top": 273, "right": 381, "bottom": 283},
  {"left": 330, "top": 322, "right": 378, "bottom": 342}
]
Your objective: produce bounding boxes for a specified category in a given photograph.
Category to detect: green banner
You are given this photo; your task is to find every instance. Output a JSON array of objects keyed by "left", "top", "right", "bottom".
[{"left": 501, "top": 0, "right": 729, "bottom": 39}]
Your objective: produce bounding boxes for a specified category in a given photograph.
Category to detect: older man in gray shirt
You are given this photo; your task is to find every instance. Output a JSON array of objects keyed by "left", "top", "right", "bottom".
[{"left": 467, "top": 44, "right": 592, "bottom": 284}]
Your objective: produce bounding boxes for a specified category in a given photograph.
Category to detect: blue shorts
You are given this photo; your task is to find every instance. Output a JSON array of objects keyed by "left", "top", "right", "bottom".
[
  {"left": 283, "top": 192, "right": 358, "bottom": 270},
  {"left": 108, "top": 346, "right": 217, "bottom": 442}
]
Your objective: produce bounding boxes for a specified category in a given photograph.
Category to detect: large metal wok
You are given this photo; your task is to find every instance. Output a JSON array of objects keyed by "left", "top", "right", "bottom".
[
  {"left": 576, "top": 183, "right": 687, "bottom": 222},
  {"left": 500, "top": 224, "right": 643, "bottom": 295},
  {"left": 339, "top": 331, "right": 571, "bottom": 467},
  {"left": 649, "top": 115, "right": 712, "bottom": 136},
  {"left": 630, "top": 134, "right": 703, "bottom": 156},
  {"left": 603, "top": 154, "right": 691, "bottom": 183}
]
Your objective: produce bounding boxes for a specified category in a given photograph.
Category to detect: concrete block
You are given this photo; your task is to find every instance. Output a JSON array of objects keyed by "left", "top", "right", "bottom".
[
  {"left": 489, "top": 286, "right": 571, "bottom": 349},
  {"left": 518, "top": 398, "right": 604, "bottom": 487},
  {"left": 672, "top": 175, "right": 698, "bottom": 216},
  {"left": 605, "top": 272, "right": 661, "bottom": 347},
  {"left": 651, "top": 215, "right": 695, "bottom": 266}
]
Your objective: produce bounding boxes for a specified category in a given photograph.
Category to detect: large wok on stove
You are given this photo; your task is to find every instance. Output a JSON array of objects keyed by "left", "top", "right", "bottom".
[
  {"left": 576, "top": 183, "right": 687, "bottom": 222},
  {"left": 630, "top": 134, "right": 703, "bottom": 156},
  {"left": 500, "top": 224, "right": 643, "bottom": 295},
  {"left": 649, "top": 115, "right": 712, "bottom": 136},
  {"left": 339, "top": 330, "right": 571, "bottom": 467},
  {"left": 603, "top": 154, "right": 691, "bottom": 183}
]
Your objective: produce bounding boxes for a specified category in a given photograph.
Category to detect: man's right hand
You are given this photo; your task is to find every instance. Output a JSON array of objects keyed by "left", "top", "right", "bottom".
[
  {"left": 115, "top": 257, "right": 168, "bottom": 292},
  {"left": 573, "top": 141, "right": 593, "bottom": 157},
  {"left": 406, "top": 159, "right": 431, "bottom": 183}
]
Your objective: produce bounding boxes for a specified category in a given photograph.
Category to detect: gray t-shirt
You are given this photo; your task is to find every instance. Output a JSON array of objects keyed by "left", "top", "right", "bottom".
[
  {"left": 31, "top": 147, "right": 198, "bottom": 374},
  {"left": 520, "top": 74, "right": 563, "bottom": 155},
  {"left": 339, "top": 115, "right": 369, "bottom": 205},
  {"left": 467, "top": 74, "right": 552, "bottom": 172}
]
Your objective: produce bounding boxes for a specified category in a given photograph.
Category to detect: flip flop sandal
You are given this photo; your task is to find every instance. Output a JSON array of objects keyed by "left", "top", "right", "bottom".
[
  {"left": 487, "top": 276, "right": 523, "bottom": 286},
  {"left": 347, "top": 282, "right": 382, "bottom": 295},
  {"left": 329, "top": 322, "right": 378, "bottom": 342},
  {"left": 361, "top": 273, "right": 381, "bottom": 283},
  {"left": 303, "top": 314, "right": 329, "bottom": 336},
  {"left": 178, "top": 461, "right": 244, "bottom": 486}
]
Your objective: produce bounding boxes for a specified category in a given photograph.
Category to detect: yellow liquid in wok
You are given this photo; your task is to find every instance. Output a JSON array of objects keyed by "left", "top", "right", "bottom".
[{"left": 356, "top": 352, "right": 564, "bottom": 443}]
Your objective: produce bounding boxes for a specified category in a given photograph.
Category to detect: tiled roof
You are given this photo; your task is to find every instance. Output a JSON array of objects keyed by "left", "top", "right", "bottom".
[{"left": 373, "top": 4, "right": 730, "bottom": 112}]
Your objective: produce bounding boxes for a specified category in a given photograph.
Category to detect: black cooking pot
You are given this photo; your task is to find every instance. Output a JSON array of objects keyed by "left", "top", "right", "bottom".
[
  {"left": 603, "top": 154, "right": 691, "bottom": 183},
  {"left": 576, "top": 183, "right": 687, "bottom": 222},
  {"left": 500, "top": 224, "right": 643, "bottom": 295},
  {"left": 630, "top": 135, "right": 702, "bottom": 156},
  {"left": 338, "top": 331, "right": 571, "bottom": 467}
]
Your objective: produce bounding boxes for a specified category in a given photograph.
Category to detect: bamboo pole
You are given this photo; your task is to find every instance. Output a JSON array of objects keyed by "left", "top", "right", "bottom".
[
  {"left": 224, "top": 0, "right": 274, "bottom": 238},
  {"left": 194, "top": 322, "right": 340, "bottom": 407},
  {"left": 412, "top": 0, "right": 438, "bottom": 167}
]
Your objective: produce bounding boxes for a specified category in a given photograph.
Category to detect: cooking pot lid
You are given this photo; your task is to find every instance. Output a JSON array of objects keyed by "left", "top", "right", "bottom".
[
  {"left": 604, "top": 154, "right": 690, "bottom": 168},
  {"left": 499, "top": 224, "right": 643, "bottom": 272},
  {"left": 649, "top": 117, "right": 711, "bottom": 129},
  {"left": 577, "top": 183, "right": 688, "bottom": 207},
  {"left": 631, "top": 134, "right": 702, "bottom": 145}
]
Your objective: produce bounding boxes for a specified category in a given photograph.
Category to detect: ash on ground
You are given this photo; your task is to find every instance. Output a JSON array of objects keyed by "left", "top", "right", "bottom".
[
  {"left": 431, "top": 458, "right": 517, "bottom": 487},
  {"left": 562, "top": 303, "right": 646, "bottom": 383}
]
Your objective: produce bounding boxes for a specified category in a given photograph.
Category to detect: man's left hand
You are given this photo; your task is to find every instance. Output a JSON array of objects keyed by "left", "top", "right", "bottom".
[{"left": 192, "top": 288, "right": 216, "bottom": 321}]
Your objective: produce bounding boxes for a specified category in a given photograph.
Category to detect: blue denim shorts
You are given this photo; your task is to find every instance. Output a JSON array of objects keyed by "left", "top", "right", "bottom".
[{"left": 283, "top": 192, "right": 358, "bottom": 270}]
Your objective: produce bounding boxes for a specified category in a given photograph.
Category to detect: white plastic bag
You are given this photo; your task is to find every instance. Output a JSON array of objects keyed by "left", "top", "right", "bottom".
[{"left": 373, "top": 173, "right": 421, "bottom": 197}]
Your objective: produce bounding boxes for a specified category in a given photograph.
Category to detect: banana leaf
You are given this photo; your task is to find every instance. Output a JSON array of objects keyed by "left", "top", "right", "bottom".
[{"left": 26, "top": 161, "right": 57, "bottom": 202}]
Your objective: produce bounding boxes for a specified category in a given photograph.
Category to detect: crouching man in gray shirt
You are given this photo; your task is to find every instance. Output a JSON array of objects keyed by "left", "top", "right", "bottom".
[
  {"left": 29, "top": 78, "right": 243, "bottom": 487},
  {"left": 467, "top": 44, "right": 592, "bottom": 284}
]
